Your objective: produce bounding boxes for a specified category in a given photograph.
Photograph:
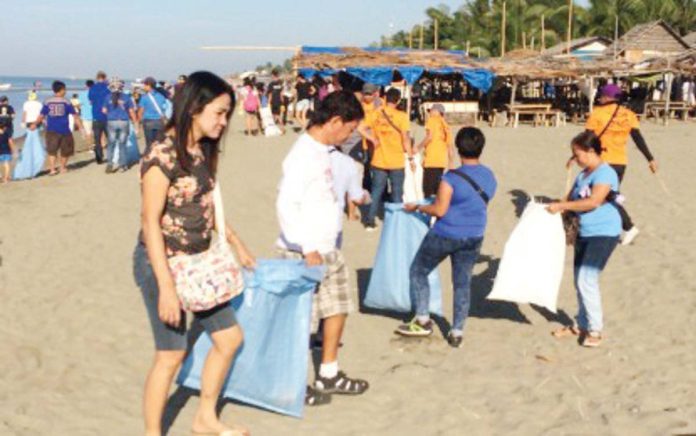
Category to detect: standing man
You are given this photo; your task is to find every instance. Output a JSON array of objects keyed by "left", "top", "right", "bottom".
[
  {"left": 267, "top": 70, "right": 285, "bottom": 133},
  {"left": 0, "top": 96, "right": 16, "bottom": 138},
  {"left": 276, "top": 91, "right": 369, "bottom": 406},
  {"left": 584, "top": 84, "right": 658, "bottom": 245},
  {"left": 359, "top": 88, "right": 415, "bottom": 231},
  {"left": 35, "top": 81, "right": 85, "bottom": 175},
  {"left": 138, "top": 77, "right": 169, "bottom": 150},
  {"left": 416, "top": 104, "right": 452, "bottom": 198},
  {"left": 294, "top": 74, "right": 312, "bottom": 128},
  {"left": 88, "top": 71, "right": 110, "bottom": 164},
  {"left": 21, "top": 91, "right": 43, "bottom": 129}
]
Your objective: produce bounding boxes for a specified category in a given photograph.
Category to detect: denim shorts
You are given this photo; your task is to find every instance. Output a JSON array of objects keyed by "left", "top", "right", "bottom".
[{"left": 133, "top": 243, "right": 237, "bottom": 351}]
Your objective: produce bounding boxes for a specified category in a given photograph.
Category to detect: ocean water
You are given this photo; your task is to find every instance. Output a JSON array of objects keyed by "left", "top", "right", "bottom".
[{"left": 0, "top": 75, "right": 91, "bottom": 138}]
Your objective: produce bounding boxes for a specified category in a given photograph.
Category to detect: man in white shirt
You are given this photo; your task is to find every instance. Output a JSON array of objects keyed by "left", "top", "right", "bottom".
[
  {"left": 22, "top": 92, "right": 43, "bottom": 130},
  {"left": 276, "top": 90, "right": 369, "bottom": 405}
]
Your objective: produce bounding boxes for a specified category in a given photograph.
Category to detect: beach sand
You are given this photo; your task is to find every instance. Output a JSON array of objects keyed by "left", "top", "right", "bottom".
[{"left": 1, "top": 118, "right": 695, "bottom": 435}]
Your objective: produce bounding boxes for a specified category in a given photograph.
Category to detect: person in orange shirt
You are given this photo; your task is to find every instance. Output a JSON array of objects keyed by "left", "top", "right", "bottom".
[
  {"left": 416, "top": 104, "right": 452, "bottom": 197},
  {"left": 582, "top": 83, "right": 658, "bottom": 245},
  {"left": 359, "top": 88, "right": 415, "bottom": 231}
]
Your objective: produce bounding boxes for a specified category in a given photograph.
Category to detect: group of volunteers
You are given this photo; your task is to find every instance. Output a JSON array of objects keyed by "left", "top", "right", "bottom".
[
  {"left": 130, "top": 69, "right": 656, "bottom": 435},
  {"left": 4, "top": 71, "right": 184, "bottom": 179}
]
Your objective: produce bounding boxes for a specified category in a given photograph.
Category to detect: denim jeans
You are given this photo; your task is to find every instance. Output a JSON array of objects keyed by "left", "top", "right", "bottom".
[
  {"left": 106, "top": 120, "right": 129, "bottom": 168},
  {"left": 366, "top": 167, "right": 405, "bottom": 225},
  {"left": 142, "top": 119, "right": 164, "bottom": 150},
  {"left": 410, "top": 231, "right": 483, "bottom": 333},
  {"left": 574, "top": 236, "right": 619, "bottom": 332},
  {"left": 92, "top": 120, "right": 107, "bottom": 162}
]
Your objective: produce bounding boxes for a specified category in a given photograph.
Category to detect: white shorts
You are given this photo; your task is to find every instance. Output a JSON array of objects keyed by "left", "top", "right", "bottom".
[{"left": 296, "top": 99, "right": 310, "bottom": 112}]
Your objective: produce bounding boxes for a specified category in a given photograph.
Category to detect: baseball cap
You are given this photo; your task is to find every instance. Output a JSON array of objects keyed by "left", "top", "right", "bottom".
[
  {"left": 430, "top": 103, "right": 445, "bottom": 114},
  {"left": 362, "top": 83, "right": 379, "bottom": 94},
  {"left": 600, "top": 83, "right": 622, "bottom": 99}
]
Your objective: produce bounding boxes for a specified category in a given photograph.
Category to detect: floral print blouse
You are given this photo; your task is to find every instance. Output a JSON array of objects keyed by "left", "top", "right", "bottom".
[{"left": 140, "top": 137, "right": 215, "bottom": 257}]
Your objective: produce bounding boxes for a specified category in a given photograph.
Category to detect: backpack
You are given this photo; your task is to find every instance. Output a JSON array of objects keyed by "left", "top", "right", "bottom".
[{"left": 243, "top": 87, "right": 259, "bottom": 112}]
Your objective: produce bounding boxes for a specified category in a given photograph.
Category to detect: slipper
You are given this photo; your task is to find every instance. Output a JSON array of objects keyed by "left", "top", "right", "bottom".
[
  {"left": 551, "top": 325, "right": 583, "bottom": 338},
  {"left": 581, "top": 332, "right": 602, "bottom": 348}
]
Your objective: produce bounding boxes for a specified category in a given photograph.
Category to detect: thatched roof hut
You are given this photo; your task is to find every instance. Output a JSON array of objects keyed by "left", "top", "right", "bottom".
[
  {"left": 616, "top": 20, "right": 691, "bottom": 62},
  {"left": 543, "top": 36, "right": 612, "bottom": 58}
]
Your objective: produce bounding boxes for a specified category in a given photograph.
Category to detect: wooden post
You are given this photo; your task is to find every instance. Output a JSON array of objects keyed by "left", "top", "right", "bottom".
[
  {"left": 522, "top": 31, "right": 527, "bottom": 49},
  {"left": 541, "top": 14, "right": 546, "bottom": 51},
  {"left": 501, "top": 1, "right": 507, "bottom": 57},
  {"left": 466, "top": 40, "right": 470, "bottom": 55},
  {"left": 510, "top": 79, "right": 517, "bottom": 105},
  {"left": 531, "top": 36, "right": 535, "bottom": 51},
  {"left": 419, "top": 22, "right": 424, "bottom": 49},
  {"left": 589, "top": 76, "right": 595, "bottom": 113},
  {"left": 567, "top": 0, "right": 573, "bottom": 54},
  {"left": 663, "top": 72, "right": 673, "bottom": 126},
  {"left": 434, "top": 19, "right": 439, "bottom": 50}
]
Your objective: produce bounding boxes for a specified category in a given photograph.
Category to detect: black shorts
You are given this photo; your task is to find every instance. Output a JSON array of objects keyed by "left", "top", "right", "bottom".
[
  {"left": 270, "top": 101, "right": 282, "bottom": 115},
  {"left": 423, "top": 167, "right": 445, "bottom": 198}
]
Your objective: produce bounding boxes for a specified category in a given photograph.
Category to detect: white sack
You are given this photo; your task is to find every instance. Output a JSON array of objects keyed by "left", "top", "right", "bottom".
[
  {"left": 403, "top": 153, "right": 424, "bottom": 203},
  {"left": 259, "top": 107, "right": 282, "bottom": 137}
]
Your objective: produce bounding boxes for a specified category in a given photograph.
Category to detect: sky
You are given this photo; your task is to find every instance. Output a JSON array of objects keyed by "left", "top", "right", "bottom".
[{"left": 1, "top": 0, "right": 590, "bottom": 81}]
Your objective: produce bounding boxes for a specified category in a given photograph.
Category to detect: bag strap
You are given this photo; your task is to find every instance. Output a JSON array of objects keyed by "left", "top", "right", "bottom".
[
  {"left": 380, "top": 108, "right": 403, "bottom": 135},
  {"left": 597, "top": 103, "right": 621, "bottom": 139},
  {"left": 448, "top": 169, "right": 490, "bottom": 204},
  {"left": 212, "top": 182, "right": 227, "bottom": 238},
  {"left": 147, "top": 92, "right": 165, "bottom": 118}
]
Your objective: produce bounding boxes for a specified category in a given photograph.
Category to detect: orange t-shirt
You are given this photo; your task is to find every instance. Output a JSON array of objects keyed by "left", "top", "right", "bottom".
[
  {"left": 586, "top": 103, "right": 639, "bottom": 165},
  {"left": 423, "top": 114, "right": 451, "bottom": 168},
  {"left": 361, "top": 98, "right": 383, "bottom": 151},
  {"left": 366, "top": 106, "right": 409, "bottom": 170}
]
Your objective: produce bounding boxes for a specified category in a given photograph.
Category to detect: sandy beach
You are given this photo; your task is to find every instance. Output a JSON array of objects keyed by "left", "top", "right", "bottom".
[{"left": 1, "top": 118, "right": 695, "bottom": 435}]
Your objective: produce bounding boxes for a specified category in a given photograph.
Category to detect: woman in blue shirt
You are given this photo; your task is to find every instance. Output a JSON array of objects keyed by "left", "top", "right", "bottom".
[
  {"left": 397, "top": 127, "right": 497, "bottom": 348},
  {"left": 548, "top": 131, "right": 621, "bottom": 348},
  {"left": 102, "top": 78, "right": 138, "bottom": 172}
]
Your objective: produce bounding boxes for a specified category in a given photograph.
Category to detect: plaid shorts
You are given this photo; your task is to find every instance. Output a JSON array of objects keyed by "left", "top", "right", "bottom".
[{"left": 277, "top": 249, "right": 354, "bottom": 332}]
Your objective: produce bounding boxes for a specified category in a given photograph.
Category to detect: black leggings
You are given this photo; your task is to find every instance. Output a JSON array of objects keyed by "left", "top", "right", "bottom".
[{"left": 610, "top": 164, "right": 634, "bottom": 231}]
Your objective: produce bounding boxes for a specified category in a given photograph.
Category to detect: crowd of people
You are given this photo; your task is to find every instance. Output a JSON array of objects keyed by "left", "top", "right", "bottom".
[{"left": 2, "top": 66, "right": 659, "bottom": 434}]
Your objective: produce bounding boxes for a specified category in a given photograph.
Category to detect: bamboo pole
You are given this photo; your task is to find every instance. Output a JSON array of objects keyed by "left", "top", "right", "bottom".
[
  {"left": 541, "top": 14, "right": 546, "bottom": 51},
  {"left": 434, "top": 19, "right": 439, "bottom": 50},
  {"left": 522, "top": 31, "right": 527, "bottom": 49},
  {"left": 501, "top": 1, "right": 507, "bottom": 57},
  {"left": 419, "top": 22, "right": 424, "bottom": 49},
  {"left": 567, "top": 0, "right": 573, "bottom": 54}
]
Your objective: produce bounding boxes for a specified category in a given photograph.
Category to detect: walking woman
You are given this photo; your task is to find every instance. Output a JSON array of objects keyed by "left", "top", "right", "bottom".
[
  {"left": 134, "top": 71, "right": 254, "bottom": 435},
  {"left": 102, "top": 78, "right": 138, "bottom": 173},
  {"left": 548, "top": 131, "right": 621, "bottom": 348}
]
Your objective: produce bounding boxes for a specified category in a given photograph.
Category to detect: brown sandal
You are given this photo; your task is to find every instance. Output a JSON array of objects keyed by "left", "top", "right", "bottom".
[{"left": 551, "top": 325, "right": 583, "bottom": 338}]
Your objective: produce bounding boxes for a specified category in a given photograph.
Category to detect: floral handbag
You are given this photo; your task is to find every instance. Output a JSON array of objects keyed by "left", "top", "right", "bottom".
[{"left": 167, "top": 183, "right": 244, "bottom": 312}]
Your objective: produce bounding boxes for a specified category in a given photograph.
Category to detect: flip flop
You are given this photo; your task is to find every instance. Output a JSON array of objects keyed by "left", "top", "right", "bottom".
[{"left": 551, "top": 325, "right": 583, "bottom": 338}]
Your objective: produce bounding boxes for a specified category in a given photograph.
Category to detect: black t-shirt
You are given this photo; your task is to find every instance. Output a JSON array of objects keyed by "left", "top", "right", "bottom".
[
  {"left": 0, "top": 130, "right": 11, "bottom": 154},
  {"left": 0, "top": 104, "right": 15, "bottom": 128},
  {"left": 296, "top": 82, "right": 311, "bottom": 100},
  {"left": 268, "top": 80, "right": 283, "bottom": 105}
]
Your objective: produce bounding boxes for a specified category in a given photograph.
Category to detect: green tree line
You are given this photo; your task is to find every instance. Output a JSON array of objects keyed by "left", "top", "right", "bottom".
[{"left": 381, "top": 0, "right": 696, "bottom": 57}]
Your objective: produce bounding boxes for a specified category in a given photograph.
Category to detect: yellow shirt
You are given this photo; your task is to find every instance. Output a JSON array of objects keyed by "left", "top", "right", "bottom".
[
  {"left": 366, "top": 106, "right": 409, "bottom": 170},
  {"left": 586, "top": 103, "right": 639, "bottom": 165},
  {"left": 423, "top": 114, "right": 451, "bottom": 168},
  {"left": 361, "top": 98, "right": 382, "bottom": 151}
]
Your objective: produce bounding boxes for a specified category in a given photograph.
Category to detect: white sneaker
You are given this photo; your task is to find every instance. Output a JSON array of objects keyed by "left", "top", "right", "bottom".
[{"left": 621, "top": 226, "right": 640, "bottom": 246}]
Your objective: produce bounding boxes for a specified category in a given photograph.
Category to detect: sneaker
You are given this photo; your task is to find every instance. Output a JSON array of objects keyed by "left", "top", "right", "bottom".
[
  {"left": 394, "top": 318, "right": 434, "bottom": 337},
  {"left": 621, "top": 226, "right": 640, "bottom": 246},
  {"left": 447, "top": 332, "right": 463, "bottom": 348},
  {"left": 365, "top": 223, "right": 378, "bottom": 232}
]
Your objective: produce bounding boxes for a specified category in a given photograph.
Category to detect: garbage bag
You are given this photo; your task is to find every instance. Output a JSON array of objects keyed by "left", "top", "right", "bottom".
[
  {"left": 365, "top": 203, "right": 443, "bottom": 315},
  {"left": 13, "top": 130, "right": 46, "bottom": 180},
  {"left": 488, "top": 201, "right": 566, "bottom": 312},
  {"left": 177, "top": 259, "right": 325, "bottom": 418}
]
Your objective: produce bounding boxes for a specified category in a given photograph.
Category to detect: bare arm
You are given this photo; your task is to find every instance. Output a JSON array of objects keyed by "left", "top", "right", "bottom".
[
  {"left": 357, "top": 121, "right": 378, "bottom": 145},
  {"left": 224, "top": 223, "right": 256, "bottom": 268},
  {"left": 416, "top": 130, "right": 432, "bottom": 154},
  {"left": 405, "top": 180, "right": 453, "bottom": 218},
  {"left": 548, "top": 183, "right": 612, "bottom": 214},
  {"left": 141, "top": 167, "right": 181, "bottom": 326}
]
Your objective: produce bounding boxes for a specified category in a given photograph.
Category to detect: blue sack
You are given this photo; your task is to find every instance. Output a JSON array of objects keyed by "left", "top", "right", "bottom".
[
  {"left": 13, "top": 130, "right": 46, "bottom": 180},
  {"left": 364, "top": 203, "right": 443, "bottom": 315},
  {"left": 125, "top": 122, "right": 140, "bottom": 166},
  {"left": 177, "top": 259, "right": 325, "bottom": 418}
]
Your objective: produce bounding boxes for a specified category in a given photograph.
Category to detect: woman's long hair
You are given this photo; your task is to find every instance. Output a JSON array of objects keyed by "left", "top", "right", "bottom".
[{"left": 167, "top": 71, "right": 235, "bottom": 177}]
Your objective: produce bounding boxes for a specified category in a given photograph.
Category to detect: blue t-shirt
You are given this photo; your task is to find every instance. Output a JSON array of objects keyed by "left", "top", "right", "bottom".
[
  {"left": 572, "top": 163, "right": 622, "bottom": 237},
  {"left": 432, "top": 164, "right": 497, "bottom": 239},
  {"left": 78, "top": 90, "right": 93, "bottom": 121},
  {"left": 41, "top": 97, "right": 76, "bottom": 135},
  {"left": 88, "top": 81, "right": 110, "bottom": 122},
  {"left": 102, "top": 92, "right": 134, "bottom": 121},
  {"left": 138, "top": 91, "right": 169, "bottom": 120}
]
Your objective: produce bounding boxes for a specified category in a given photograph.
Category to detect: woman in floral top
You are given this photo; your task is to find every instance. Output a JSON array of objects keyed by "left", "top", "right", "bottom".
[{"left": 134, "top": 71, "right": 253, "bottom": 436}]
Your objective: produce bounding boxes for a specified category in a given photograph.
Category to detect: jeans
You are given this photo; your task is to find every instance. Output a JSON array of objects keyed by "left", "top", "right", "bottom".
[
  {"left": 573, "top": 236, "right": 619, "bottom": 332},
  {"left": 142, "top": 119, "right": 164, "bottom": 150},
  {"left": 106, "top": 120, "right": 129, "bottom": 168},
  {"left": 410, "top": 231, "right": 483, "bottom": 333},
  {"left": 366, "top": 167, "right": 405, "bottom": 225},
  {"left": 92, "top": 120, "right": 107, "bottom": 162}
]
